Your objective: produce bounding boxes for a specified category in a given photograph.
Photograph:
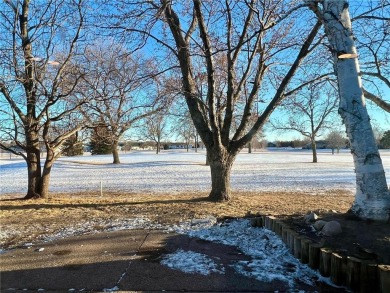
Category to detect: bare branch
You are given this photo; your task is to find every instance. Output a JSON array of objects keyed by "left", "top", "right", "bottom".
[
  {"left": 236, "top": 20, "right": 323, "bottom": 146},
  {"left": 363, "top": 88, "right": 390, "bottom": 112}
]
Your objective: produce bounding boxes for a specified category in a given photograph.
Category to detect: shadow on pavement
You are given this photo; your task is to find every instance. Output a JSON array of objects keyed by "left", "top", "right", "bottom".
[{"left": 0, "top": 230, "right": 342, "bottom": 292}]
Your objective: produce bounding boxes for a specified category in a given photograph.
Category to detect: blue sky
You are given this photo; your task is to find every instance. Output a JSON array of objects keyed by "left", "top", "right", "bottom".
[
  {"left": 1, "top": 0, "right": 388, "bottom": 145},
  {"left": 264, "top": 99, "right": 390, "bottom": 142}
]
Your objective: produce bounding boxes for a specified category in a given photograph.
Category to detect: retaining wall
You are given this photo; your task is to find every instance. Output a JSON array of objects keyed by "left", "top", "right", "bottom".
[{"left": 251, "top": 215, "right": 389, "bottom": 292}]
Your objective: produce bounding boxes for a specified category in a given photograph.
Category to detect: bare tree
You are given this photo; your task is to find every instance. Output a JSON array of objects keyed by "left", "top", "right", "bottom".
[
  {"left": 169, "top": 101, "right": 197, "bottom": 152},
  {"left": 109, "top": 1, "right": 323, "bottom": 200},
  {"left": 351, "top": 2, "right": 390, "bottom": 113},
  {"left": 372, "top": 122, "right": 385, "bottom": 146},
  {"left": 81, "top": 43, "right": 167, "bottom": 163},
  {"left": 139, "top": 113, "right": 169, "bottom": 154},
  {"left": 175, "top": 117, "right": 196, "bottom": 152},
  {"left": 272, "top": 81, "right": 339, "bottom": 162},
  {"left": 0, "top": 0, "right": 87, "bottom": 199},
  {"left": 306, "top": 0, "right": 390, "bottom": 221},
  {"left": 326, "top": 130, "right": 346, "bottom": 154}
]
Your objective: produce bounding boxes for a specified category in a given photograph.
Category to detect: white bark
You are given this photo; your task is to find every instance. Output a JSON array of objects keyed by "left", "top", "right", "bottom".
[{"left": 319, "top": 0, "right": 390, "bottom": 221}]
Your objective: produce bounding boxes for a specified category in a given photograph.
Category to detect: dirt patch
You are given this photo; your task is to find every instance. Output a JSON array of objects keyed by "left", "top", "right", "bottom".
[{"left": 1, "top": 190, "right": 388, "bottom": 265}]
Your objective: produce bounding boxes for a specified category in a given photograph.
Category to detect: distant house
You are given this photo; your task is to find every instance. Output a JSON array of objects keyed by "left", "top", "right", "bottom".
[
  {"left": 267, "top": 142, "right": 277, "bottom": 148},
  {"left": 168, "top": 144, "right": 193, "bottom": 149},
  {"left": 302, "top": 140, "right": 327, "bottom": 149}
]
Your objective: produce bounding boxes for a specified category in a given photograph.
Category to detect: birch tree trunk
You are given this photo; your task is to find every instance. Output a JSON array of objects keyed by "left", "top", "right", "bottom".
[{"left": 319, "top": 0, "right": 390, "bottom": 221}]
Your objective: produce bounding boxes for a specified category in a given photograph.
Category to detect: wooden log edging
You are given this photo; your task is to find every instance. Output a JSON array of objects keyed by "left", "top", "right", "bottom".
[
  {"left": 346, "top": 256, "right": 361, "bottom": 292},
  {"left": 309, "top": 243, "right": 322, "bottom": 270},
  {"left": 320, "top": 248, "right": 332, "bottom": 277},
  {"left": 256, "top": 215, "right": 388, "bottom": 292},
  {"left": 300, "top": 238, "right": 310, "bottom": 264},
  {"left": 379, "top": 265, "right": 390, "bottom": 293}
]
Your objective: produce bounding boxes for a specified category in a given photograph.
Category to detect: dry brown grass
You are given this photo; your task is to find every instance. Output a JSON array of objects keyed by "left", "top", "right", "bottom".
[{"left": 0, "top": 190, "right": 354, "bottom": 249}]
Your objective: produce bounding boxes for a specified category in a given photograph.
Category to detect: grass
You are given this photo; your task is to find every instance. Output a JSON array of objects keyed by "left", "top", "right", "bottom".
[{"left": 0, "top": 190, "right": 354, "bottom": 249}]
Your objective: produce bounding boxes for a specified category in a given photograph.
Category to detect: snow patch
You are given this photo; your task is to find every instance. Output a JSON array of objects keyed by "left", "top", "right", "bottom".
[
  {"left": 39, "top": 218, "right": 156, "bottom": 243},
  {"left": 164, "top": 219, "right": 323, "bottom": 288},
  {"left": 161, "top": 249, "right": 225, "bottom": 275},
  {"left": 169, "top": 216, "right": 218, "bottom": 233}
]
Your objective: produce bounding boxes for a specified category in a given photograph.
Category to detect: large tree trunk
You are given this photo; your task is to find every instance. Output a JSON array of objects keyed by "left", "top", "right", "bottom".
[
  {"left": 156, "top": 135, "right": 161, "bottom": 154},
  {"left": 25, "top": 151, "right": 42, "bottom": 199},
  {"left": 310, "top": 139, "right": 318, "bottom": 163},
  {"left": 207, "top": 149, "right": 235, "bottom": 201},
  {"left": 112, "top": 141, "right": 120, "bottom": 164},
  {"left": 321, "top": 0, "right": 390, "bottom": 221},
  {"left": 24, "top": 129, "right": 42, "bottom": 199},
  {"left": 40, "top": 150, "right": 55, "bottom": 198}
]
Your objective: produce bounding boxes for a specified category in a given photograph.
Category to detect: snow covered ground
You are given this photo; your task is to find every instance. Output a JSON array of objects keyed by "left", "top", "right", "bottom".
[
  {"left": 1, "top": 148, "right": 390, "bottom": 195},
  {"left": 2, "top": 149, "right": 389, "bottom": 290}
]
